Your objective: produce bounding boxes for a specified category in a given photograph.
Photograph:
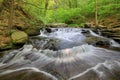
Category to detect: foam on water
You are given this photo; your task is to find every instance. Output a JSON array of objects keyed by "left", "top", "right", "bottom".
[{"left": 40, "top": 28, "right": 85, "bottom": 42}]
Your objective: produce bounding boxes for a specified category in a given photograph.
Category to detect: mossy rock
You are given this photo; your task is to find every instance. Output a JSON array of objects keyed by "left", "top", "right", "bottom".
[
  {"left": 25, "top": 26, "right": 40, "bottom": 36},
  {"left": 11, "top": 31, "right": 28, "bottom": 44}
]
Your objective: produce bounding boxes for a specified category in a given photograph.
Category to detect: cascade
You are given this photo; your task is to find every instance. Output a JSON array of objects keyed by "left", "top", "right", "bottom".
[{"left": 0, "top": 28, "right": 120, "bottom": 80}]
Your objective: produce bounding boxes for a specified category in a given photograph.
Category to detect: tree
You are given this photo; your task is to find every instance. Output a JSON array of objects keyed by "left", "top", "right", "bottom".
[
  {"left": 74, "top": 0, "right": 78, "bottom": 8},
  {"left": 95, "top": 0, "right": 98, "bottom": 27},
  {"left": 8, "top": 0, "right": 14, "bottom": 35},
  {"left": 44, "top": 0, "right": 49, "bottom": 17},
  {"left": 68, "top": 0, "right": 71, "bottom": 8}
]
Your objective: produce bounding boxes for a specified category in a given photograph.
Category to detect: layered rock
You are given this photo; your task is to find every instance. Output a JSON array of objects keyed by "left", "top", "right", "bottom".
[{"left": 100, "top": 28, "right": 120, "bottom": 43}]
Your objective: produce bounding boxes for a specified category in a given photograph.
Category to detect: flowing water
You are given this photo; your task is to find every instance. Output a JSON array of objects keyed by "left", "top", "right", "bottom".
[{"left": 0, "top": 28, "right": 120, "bottom": 80}]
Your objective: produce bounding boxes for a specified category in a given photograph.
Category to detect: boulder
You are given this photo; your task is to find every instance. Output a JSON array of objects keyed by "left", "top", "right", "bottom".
[
  {"left": 11, "top": 31, "right": 28, "bottom": 44},
  {"left": 25, "top": 26, "right": 41, "bottom": 36}
]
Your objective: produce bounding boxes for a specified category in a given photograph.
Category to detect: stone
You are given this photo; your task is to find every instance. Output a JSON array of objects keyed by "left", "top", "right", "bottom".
[
  {"left": 25, "top": 26, "right": 40, "bottom": 36},
  {"left": 11, "top": 31, "right": 28, "bottom": 44},
  {"left": 28, "top": 36, "right": 57, "bottom": 50}
]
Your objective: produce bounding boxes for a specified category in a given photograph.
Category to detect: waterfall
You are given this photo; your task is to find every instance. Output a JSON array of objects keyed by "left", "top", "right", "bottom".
[{"left": 0, "top": 28, "right": 120, "bottom": 80}]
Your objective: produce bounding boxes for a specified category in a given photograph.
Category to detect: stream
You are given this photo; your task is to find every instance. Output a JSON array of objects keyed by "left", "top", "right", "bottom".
[{"left": 0, "top": 28, "right": 120, "bottom": 80}]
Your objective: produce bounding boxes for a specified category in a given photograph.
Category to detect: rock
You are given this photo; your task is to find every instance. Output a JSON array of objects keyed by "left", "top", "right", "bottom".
[
  {"left": 85, "top": 35, "right": 110, "bottom": 48},
  {"left": 95, "top": 40, "right": 110, "bottom": 47},
  {"left": 40, "top": 28, "right": 52, "bottom": 33},
  {"left": 100, "top": 28, "right": 120, "bottom": 44},
  {"left": 81, "top": 29, "right": 90, "bottom": 34},
  {"left": 25, "top": 26, "right": 40, "bottom": 36},
  {"left": 113, "top": 25, "right": 120, "bottom": 28},
  {"left": 0, "top": 69, "right": 57, "bottom": 80},
  {"left": 85, "top": 37, "right": 101, "bottom": 44},
  {"left": 11, "top": 31, "right": 28, "bottom": 44},
  {"left": 45, "top": 28, "right": 52, "bottom": 33},
  {"left": 28, "top": 36, "right": 58, "bottom": 50},
  {"left": 113, "top": 38, "right": 120, "bottom": 44}
]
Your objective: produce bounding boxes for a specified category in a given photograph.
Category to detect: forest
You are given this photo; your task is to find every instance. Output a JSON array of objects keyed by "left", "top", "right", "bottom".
[
  {"left": 0, "top": 0, "right": 119, "bottom": 50},
  {"left": 0, "top": 0, "right": 120, "bottom": 80}
]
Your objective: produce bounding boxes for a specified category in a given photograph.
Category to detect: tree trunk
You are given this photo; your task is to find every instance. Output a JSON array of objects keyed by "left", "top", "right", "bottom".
[
  {"left": 44, "top": 0, "right": 49, "bottom": 17},
  {"left": 8, "top": 0, "right": 14, "bottom": 35},
  {"left": 95, "top": 0, "right": 98, "bottom": 27},
  {"left": 74, "top": 0, "right": 78, "bottom": 8},
  {"left": 68, "top": 0, "right": 71, "bottom": 8}
]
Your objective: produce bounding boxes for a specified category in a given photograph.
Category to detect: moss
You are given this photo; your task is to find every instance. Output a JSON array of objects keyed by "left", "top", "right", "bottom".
[{"left": 11, "top": 31, "right": 28, "bottom": 44}]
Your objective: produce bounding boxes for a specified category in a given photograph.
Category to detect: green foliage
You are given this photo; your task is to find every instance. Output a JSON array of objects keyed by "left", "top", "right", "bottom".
[
  {"left": 0, "top": 0, "right": 3, "bottom": 3},
  {"left": 21, "top": 0, "right": 120, "bottom": 25},
  {"left": 46, "top": 8, "right": 86, "bottom": 24},
  {"left": 99, "top": 4, "right": 120, "bottom": 18},
  {"left": 23, "top": 0, "right": 45, "bottom": 21}
]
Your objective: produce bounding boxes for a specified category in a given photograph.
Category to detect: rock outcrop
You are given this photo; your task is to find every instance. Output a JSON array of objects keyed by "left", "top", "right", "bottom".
[{"left": 100, "top": 28, "right": 120, "bottom": 44}]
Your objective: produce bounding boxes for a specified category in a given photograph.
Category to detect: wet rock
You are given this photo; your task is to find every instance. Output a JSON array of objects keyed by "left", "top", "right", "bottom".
[
  {"left": 40, "top": 28, "right": 52, "bottom": 33},
  {"left": 69, "top": 70, "right": 99, "bottom": 80},
  {"left": 45, "top": 28, "right": 52, "bottom": 33},
  {"left": 0, "top": 69, "right": 57, "bottom": 80},
  {"left": 11, "top": 31, "right": 28, "bottom": 44},
  {"left": 85, "top": 36, "right": 100, "bottom": 44},
  {"left": 113, "top": 38, "right": 120, "bottom": 44},
  {"left": 28, "top": 36, "right": 57, "bottom": 50},
  {"left": 100, "top": 28, "right": 120, "bottom": 44},
  {"left": 95, "top": 40, "right": 110, "bottom": 47},
  {"left": 81, "top": 29, "right": 90, "bottom": 34},
  {"left": 85, "top": 36, "right": 110, "bottom": 47}
]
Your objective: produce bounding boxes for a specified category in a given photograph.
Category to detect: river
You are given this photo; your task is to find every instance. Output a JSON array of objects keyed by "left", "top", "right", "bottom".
[{"left": 0, "top": 28, "right": 120, "bottom": 80}]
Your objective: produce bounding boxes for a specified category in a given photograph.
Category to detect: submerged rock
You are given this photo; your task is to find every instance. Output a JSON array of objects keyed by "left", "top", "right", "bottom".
[
  {"left": 28, "top": 36, "right": 58, "bottom": 50},
  {"left": 0, "top": 68, "right": 57, "bottom": 80}
]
